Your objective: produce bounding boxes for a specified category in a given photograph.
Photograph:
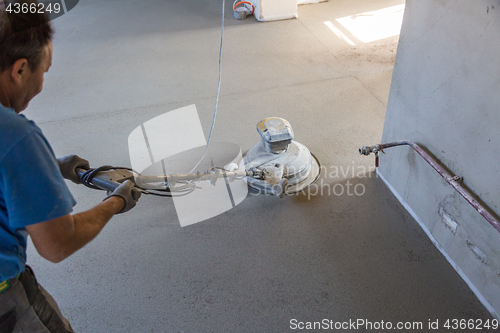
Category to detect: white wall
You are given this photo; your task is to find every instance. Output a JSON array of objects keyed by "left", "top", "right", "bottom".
[
  {"left": 380, "top": 0, "right": 500, "bottom": 319},
  {"left": 252, "top": 0, "right": 327, "bottom": 22},
  {"left": 253, "top": 0, "right": 298, "bottom": 22}
]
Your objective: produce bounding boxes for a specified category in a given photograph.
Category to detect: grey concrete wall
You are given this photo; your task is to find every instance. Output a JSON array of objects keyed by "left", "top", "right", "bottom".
[{"left": 380, "top": 0, "right": 500, "bottom": 318}]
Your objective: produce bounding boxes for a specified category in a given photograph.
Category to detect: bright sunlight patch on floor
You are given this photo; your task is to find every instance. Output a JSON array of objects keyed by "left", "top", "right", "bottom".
[
  {"left": 336, "top": 4, "right": 405, "bottom": 44},
  {"left": 324, "top": 21, "right": 356, "bottom": 46}
]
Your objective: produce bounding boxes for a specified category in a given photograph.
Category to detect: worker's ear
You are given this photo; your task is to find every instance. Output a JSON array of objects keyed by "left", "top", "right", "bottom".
[{"left": 10, "top": 58, "right": 30, "bottom": 84}]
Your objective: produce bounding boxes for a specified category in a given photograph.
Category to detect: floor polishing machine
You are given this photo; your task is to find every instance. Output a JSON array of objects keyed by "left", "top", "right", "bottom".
[{"left": 77, "top": 117, "right": 321, "bottom": 199}]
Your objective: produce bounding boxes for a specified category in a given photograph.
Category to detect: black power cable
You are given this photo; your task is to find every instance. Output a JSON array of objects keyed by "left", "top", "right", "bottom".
[{"left": 81, "top": 165, "right": 118, "bottom": 190}]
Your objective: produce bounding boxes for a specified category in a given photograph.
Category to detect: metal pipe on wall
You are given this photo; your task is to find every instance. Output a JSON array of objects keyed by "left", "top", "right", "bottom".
[{"left": 359, "top": 141, "right": 500, "bottom": 234}]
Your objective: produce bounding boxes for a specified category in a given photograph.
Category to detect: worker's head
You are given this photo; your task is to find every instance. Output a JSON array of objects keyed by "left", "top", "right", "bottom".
[{"left": 0, "top": 0, "right": 53, "bottom": 113}]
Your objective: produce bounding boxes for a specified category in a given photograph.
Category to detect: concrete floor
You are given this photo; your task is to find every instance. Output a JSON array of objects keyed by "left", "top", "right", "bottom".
[{"left": 25, "top": 0, "right": 495, "bottom": 332}]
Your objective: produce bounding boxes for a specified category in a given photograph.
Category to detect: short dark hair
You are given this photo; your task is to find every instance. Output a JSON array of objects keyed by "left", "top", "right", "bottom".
[{"left": 0, "top": 0, "right": 53, "bottom": 72}]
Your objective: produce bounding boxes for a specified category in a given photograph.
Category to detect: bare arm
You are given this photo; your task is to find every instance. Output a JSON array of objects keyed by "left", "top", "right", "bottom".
[{"left": 26, "top": 197, "right": 125, "bottom": 263}]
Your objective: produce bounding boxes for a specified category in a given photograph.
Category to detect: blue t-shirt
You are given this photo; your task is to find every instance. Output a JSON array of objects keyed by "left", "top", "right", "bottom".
[{"left": 0, "top": 105, "right": 76, "bottom": 281}]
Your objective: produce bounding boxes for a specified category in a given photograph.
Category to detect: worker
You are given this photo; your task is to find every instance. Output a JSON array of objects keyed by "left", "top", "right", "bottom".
[{"left": 0, "top": 1, "right": 141, "bottom": 332}]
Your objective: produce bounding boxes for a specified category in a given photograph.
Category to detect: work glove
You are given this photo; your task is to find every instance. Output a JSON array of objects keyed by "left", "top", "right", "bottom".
[
  {"left": 57, "top": 155, "right": 90, "bottom": 184},
  {"left": 104, "top": 180, "right": 142, "bottom": 214}
]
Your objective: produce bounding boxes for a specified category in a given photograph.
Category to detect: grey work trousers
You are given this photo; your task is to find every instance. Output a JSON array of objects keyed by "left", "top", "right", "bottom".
[{"left": 0, "top": 266, "right": 74, "bottom": 333}]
